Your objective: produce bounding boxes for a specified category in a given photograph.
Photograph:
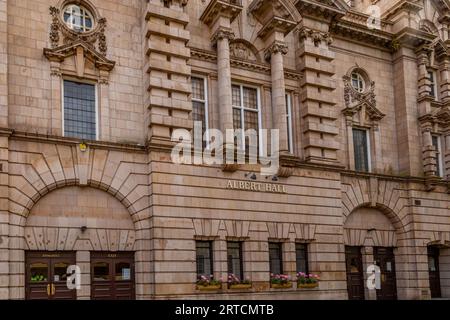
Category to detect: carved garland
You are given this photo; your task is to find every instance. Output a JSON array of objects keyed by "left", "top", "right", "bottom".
[
  {"left": 48, "top": 3, "right": 108, "bottom": 57},
  {"left": 342, "top": 68, "right": 385, "bottom": 124}
]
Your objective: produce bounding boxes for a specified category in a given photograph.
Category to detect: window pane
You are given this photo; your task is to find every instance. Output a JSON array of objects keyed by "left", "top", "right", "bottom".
[
  {"left": 269, "top": 242, "right": 283, "bottom": 275},
  {"left": 227, "top": 242, "right": 243, "bottom": 280},
  {"left": 53, "top": 262, "right": 70, "bottom": 282},
  {"left": 232, "top": 85, "right": 241, "bottom": 107},
  {"left": 243, "top": 87, "right": 257, "bottom": 109},
  {"left": 429, "top": 72, "right": 436, "bottom": 97},
  {"left": 432, "top": 136, "right": 442, "bottom": 176},
  {"left": 233, "top": 108, "right": 242, "bottom": 129},
  {"left": 353, "top": 129, "right": 369, "bottom": 172},
  {"left": 191, "top": 77, "right": 205, "bottom": 101},
  {"left": 296, "top": 244, "right": 308, "bottom": 274},
  {"left": 30, "top": 262, "right": 48, "bottom": 282},
  {"left": 196, "top": 241, "right": 213, "bottom": 277},
  {"left": 115, "top": 262, "right": 131, "bottom": 281},
  {"left": 286, "top": 94, "right": 293, "bottom": 153},
  {"left": 93, "top": 262, "right": 109, "bottom": 281},
  {"left": 64, "top": 80, "right": 96, "bottom": 140}
]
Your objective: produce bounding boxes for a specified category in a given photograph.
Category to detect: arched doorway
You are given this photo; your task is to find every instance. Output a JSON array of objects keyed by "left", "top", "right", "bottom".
[
  {"left": 343, "top": 206, "right": 399, "bottom": 300},
  {"left": 24, "top": 186, "right": 136, "bottom": 300}
]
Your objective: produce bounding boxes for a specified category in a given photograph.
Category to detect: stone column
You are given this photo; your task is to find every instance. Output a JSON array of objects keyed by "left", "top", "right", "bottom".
[
  {"left": 266, "top": 41, "right": 289, "bottom": 154},
  {"left": 439, "top": 58, "right": 450, "bottom": 102},
  {"left": 422, "top": 127, "right": 437, "bottom": 177},
  {"left": 212, "top": 27, "right": 235, "bottom": 135}
]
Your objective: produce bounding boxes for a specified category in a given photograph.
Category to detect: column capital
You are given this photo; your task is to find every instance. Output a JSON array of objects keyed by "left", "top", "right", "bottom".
[
  {"left": 211, "top": 27, "right": 235, "bottom": 47},
  {"left": 264, "top": 41, "right": 288, "bottom": 61}
]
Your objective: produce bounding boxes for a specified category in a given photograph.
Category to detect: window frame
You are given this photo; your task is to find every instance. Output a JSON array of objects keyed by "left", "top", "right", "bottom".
[
  {"left": 351, "top": 71, "right": 366, "bottom": 93},
  {"left": 231, "top": 82, "right": 263, "bottom": 156},
  {"left": 226, "top": 241, "right": 244, "bottom": 280},
  {"left": 63, "top": 4, "right": 95, "bottom": 33},
  {"left": 295, "top": 243, "right": 309, "bottom": 275},
  {"left": 195, "top": 240, "right": 214, "bottom": 277},
  {"left": 429, "top": 70, "right": 438, "bottom": 100},
  {"left": 61, "top": 78, "right": 99, "bottom": 141},
  {"left": 432, "top": 135, "right": 444, "bottom": 177},
  {"left": 268, "top": 242, "right": 284, "bottom": 275},
  {"left": 352, "top": 127, "right": 372, "bottom": 173},
  {"left": 286, "top": 93, "right": 294, "bottom": 154},
  {"left": 191, "top": 75, "right": 210, "bottom": 148}
]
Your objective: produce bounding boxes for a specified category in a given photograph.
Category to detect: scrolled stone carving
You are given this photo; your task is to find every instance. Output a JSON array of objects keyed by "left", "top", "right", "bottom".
[
  {"left": 342, "top": 67, "right": 385, "bottom": 124},
  {"left": 47, "top": 3, "right": 109, "bottom": 57},
  {"left": 211, "top": 27, "right": 235, "bottom": 46},
  {"left": 298, "top": 27, "right": 333, "bottom": 47},
  {"left": 264, "top": 41, "right": 288, "bottom": 61}
]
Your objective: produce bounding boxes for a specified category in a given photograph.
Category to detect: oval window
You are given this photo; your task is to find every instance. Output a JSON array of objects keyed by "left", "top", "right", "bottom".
[
  {"left": 63, "top": 4, "right": 94, "bottom": 33},
  {"left": 351, "top": 71, "right": 366, "bottom": 93}
]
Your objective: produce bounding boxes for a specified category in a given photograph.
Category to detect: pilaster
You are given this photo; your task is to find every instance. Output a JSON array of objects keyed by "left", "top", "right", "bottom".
[{"left": 145, "top": 0, "right": 192, "bottom": 150}]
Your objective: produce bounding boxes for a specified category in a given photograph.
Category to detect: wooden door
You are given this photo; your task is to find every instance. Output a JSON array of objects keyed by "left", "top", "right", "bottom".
[
  {"left": 91, "top": 252, "right": 135, "bottom": 300},
  {"left": 345, "top": 246, "right": 365, "bottom": 300},
  {"left": 428, "top": 246, "right": 442, "bottom": 299},
  {"left": 374, "top": 247, "right": 397, "bottom": 300},
  {"left": 26, "top": 252, "right": 76, "bottom": 300}
]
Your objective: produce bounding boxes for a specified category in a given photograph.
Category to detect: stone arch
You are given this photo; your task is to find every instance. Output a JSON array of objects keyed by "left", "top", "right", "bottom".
[
  {"left": 230, "top": 39, "right": 262, "bottom": 62},
  {"left": 343, "top": 206, "right": 398, "bottom": 247},
  {"left": 24, "top": 186, "right": 136, "bottom": 252},
  {"left": 8, "top": 143, "right": 150, "bottom": 227}
]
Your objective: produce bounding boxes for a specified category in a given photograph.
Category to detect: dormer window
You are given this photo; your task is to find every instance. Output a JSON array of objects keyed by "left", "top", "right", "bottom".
[{"left": 63, "top": 4, "right": 94, "bottom": 33}]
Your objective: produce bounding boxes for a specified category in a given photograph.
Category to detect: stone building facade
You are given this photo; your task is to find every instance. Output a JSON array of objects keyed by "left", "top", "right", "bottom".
[{"left": 0, "top": 0, "right": 449, "bottom": 300}]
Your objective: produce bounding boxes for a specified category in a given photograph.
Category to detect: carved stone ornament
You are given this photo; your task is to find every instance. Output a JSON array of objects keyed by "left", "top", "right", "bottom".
[
  {"left": 298, "top": 27, "right": 333, "bottom": 47},
  {"left": 44, "top": 1, "right": 115, "bottom": 78},
  {"left": 342, "top": 68, "right": 385, "bottom": 124},
  {"left": 264, "top": 41, "right": 288, "bottom": 61},
  {"left": 230, "top": 41, "right": 259, "bottom": 62},
  {"left": 48, "top": 2, "right": 108, "bottom": 56},
  {"left": 211, "top": 27, "right": 235, "bottom": 46}
]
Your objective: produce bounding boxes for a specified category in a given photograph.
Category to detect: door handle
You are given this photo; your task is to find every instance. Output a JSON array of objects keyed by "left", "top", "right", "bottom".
[
  {"left": 51, "top": 283, "right": 56, "bottom": 296},
  {"left": 46, "top": 284, "right": 51, "bottom": 296}
]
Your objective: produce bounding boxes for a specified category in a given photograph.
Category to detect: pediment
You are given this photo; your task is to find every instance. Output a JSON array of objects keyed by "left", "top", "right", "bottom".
[
  {"left": 44, "top": 40, "right": 115, "bottom": 72},
  {"left": 294, "top": 0, "right": 349, "bottom": 19}
]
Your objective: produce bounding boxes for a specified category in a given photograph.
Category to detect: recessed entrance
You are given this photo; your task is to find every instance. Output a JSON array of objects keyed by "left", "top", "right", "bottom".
[
  {"left": 91, "top": 252, "right": 135, "bottom": 300},
  {"left": 25, "top": 252, "right": 77, "bottom": 300},
  {"left": 345, "top": 246, "right": 365, "bottom": 300},
  {"left": 374, "top": 247, "right": 397, "bottom": 300}
]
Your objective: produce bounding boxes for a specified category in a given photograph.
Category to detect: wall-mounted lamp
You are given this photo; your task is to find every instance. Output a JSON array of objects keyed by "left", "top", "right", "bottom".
[
  {"left": 367, "top": 228, "right": 376, "bottom": 233},
  {"left": 245, "top": 173, "right": 257, "bottom": 180},
  {"left": 80, "top": 226, "right": 88, "bottom": 233}
]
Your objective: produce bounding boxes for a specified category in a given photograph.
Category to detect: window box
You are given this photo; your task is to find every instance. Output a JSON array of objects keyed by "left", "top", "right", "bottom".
[
  {"left": 229, "top": 283, "right": 252, "bottom": 290},
  {"left": 297, "top": 282, "right": 319, "bottom": 289},
  {"left": 271, "top": 282, "right": 292, "bottom": 289},
  {"left": 196, "top": 284, "right": 222, "bottom": 291}
]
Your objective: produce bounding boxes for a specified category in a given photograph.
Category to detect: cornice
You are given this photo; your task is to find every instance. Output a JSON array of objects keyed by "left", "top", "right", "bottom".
[
  {"left": 293, "top": 0, "right": 348, "bottom": 21},
  {"left": 189, "top": 47, "right": 302, "bottom": 80},
  {"left": 382, "top": 0, "right": 423, "bottom": 21},
  {"left": 8, "top": 130, "right": 146, "bottom": 153},
  {"left": 200, "top": 0, "right": 243, "bottom": 27}
]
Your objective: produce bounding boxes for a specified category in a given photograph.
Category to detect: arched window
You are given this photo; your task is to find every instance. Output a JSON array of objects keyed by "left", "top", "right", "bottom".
[{"left": 63, "top": 4, "right": 94, "bottom": 32}]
